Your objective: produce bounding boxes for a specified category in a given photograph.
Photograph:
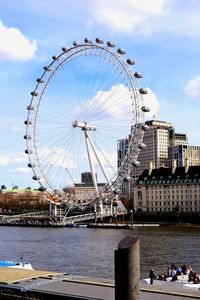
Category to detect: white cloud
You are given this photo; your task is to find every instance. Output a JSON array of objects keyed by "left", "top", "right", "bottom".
[
  {"left": 0, "top": 154, "right": 26, "bottom": 165},
  {"left": 0, "top": 20, "right": 37, "bottom": 61},
  {"left": 88, "top": 84, "right": 132, "bottom": 117},
  {"left": 0, "top": 155, "right": 11, "bottom": 165},
  {"left": 89, "top": 0, "right": 166, "bottom": 34},
  {"left": 158, "top": 3, "right": 200, "bottom": 40},
  {"left": 38, "top": 147, "right": 76, "bottom": 169},
  {"left": 143, "top": 88, "right": 160, "bottom": 119},
  {"left": 13, "top": 155, "right": 26, "bottom": 163},
  {"left": 11, "top": 167, "right": 31, "bottom": 174},
  {"left": 185, "top": 75, "right": 200, "bottom": 100},
  {"left": 83, "top": 149, "right": 117, "bottom": 173},
  {"left": 89, "top": 0, "right": 200, "bottom": 39},
  {"left": 11, "top": 126, "right": 23, "bottom": 132},
  {"left": 128, "top": 0, "right": 165, "bottom": 14},
  {"left": 81, "top": 84, "right": 159, "bottom": 121}
]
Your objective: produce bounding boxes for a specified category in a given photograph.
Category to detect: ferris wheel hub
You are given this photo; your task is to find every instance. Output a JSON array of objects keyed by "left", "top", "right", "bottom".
[{"left": 72, "top": 120, "right": 96, "bottom": 131}]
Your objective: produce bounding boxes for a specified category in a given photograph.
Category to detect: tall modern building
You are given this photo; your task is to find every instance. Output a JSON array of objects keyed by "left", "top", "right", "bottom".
[
  {"left": 117, "top": 120, "right": 188, "bottom": 197},
  {"left": 132, "top": 120, "right": 188, "bottom": 181},
  {"left": 81, "top": 172, "right": 97, "bottom": 186},
  {"left": 169, "top": 131, "right": 188, "bottom": 146},
  {"left": 168, "top": 145, "right": 200, "bottom": 167}
]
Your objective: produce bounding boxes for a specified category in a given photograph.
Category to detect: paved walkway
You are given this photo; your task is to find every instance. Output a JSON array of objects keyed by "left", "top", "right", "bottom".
[
  {"left": 0, "top": 267, "right": 59, "bottom": 284},
  {"left": 1, "top": 269, "right": 200, "bottom": 299}
]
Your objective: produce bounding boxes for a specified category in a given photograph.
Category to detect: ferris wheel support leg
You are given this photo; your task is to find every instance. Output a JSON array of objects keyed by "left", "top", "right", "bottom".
[
  {"left": 111, "top": 203, "right": 113, "bottom": 216},
  {"left": 84, "top": 131, "right": 98, "bottom": 193},
  {"left": 99, "top": 200, "right": 103, "bottom": 219},
  {"left": 94, "top": 203, "right": 97, "bottom": 224},
  {"left": 86, "top": 131, "right": 113, "bottom": 189},
  {"left": 84, "top": 131, "right": 99, "bottom": 223},
  {"left": 54, "top": 204, "right": 57, "bottom": 216}
]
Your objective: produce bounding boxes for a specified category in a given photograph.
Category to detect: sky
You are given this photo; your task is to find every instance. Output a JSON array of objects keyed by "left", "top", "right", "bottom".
[{"left": 0, "top": 0, "right": 200, "bottom": 189}]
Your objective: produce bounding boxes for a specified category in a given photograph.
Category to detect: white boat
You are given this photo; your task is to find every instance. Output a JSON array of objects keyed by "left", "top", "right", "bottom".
[
  {"left": 0, "top": 260, "right": 33, "bottom": 270},
  {"left": 142, "top": 274, "right": 200, "bottom": 290}
]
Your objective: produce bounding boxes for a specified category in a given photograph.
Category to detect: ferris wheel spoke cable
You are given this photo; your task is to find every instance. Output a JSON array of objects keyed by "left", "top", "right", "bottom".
[
  {"left": 64, "top": 135, "right": 84, "bottom": 180},
  {"left": 82, "top": 53, "right": 99, "bottom": 107},
  {"left": 89, "top": 51, "right": 123, "bottom": 97},
  {"left": 89, "top": 59, "right": 129, "bottom": 107},
  {"left": 78, "top": 54, "right": 117, "bottom": 118},
  {"left": 70, "top": 55, "right": 90, "bottom": 113},
  {"left": 39, "top": 127, "right": 79, "bottom": 170},
  {"left": 40, "top": 137, "right": 80, "bottom": 190},
  {"left": 83, "top": 88, "right": 133, "bottom": 123},
  {"left": 78, "top": 94, "right": 128, "bottom": 127},
  {"left": 67, "top": 54, "right": 83, "bottom": 112},
  {"left": 77, "top": 49, "right": 111, "bottom": 114},
  {"left": 41, "top": 95, "right": 71, "bottom": 121},
  {"left": 81, "top": 81, "right": 130, "bottom": 123},
  {"left": 91, "top": 144, "right": 117, "bottom": 178},
  {"left": 87, "top": 50, "right": 108, "bottom": 107},
  {"left": 36, "top": 130, "right": 74, "bottom": 168}
]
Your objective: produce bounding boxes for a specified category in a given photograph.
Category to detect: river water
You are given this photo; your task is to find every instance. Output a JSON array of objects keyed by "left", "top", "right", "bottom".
[{"left": 0, "top": 225, "right": 199, "bottom": 279}]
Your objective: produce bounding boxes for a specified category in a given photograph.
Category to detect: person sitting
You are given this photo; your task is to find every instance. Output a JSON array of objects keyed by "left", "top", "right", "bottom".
[
  {"left": 176, "top": 266, "right": 182, "bottom": 276},
  {"left": 171, "top": 267, "right": 177, "bottom": 281},
  {"left": 194, "top": 274, "right": 200, "bottom": 284},
  {"left": 189, "top": 270, "right": 196, "bottom": 282},
  {"left": 187, "top": 265, "right": 192, "bottom": 275},
  {"left": 182, "top": 264, "right": 187, "bottom": 275}
]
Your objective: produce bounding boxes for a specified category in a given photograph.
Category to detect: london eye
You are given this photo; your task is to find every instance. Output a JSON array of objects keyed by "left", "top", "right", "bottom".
[{"left": 24, "top": 38, "right": 149, "bottom": 207}]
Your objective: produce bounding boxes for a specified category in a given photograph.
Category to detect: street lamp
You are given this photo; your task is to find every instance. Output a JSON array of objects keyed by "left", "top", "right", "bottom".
[{"left": 130, "top": 209, "right": 133, "bottom": 230}]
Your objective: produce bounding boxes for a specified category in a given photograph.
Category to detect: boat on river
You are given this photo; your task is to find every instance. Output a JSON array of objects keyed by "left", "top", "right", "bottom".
[
  {"left": 142, "top": 275, "right": 200, "bottom": 291},
  {"left": 143, "top": 267, "right": 200, "bottom": 290},
  {"left": 0, "top": 260, "right": 33, "bottom": 270}
]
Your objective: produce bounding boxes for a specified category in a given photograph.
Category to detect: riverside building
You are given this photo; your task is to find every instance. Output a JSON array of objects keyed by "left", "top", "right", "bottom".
[
  {"left": 72, "top": 172, "right": 105, "bottom": 203},
  {"left": 132, "top": 161, "right": 200, "bottom": 213},
  {"left": 117, "top": 120, "right": 188, "bottom": 198},
  {"left": 74, "top": 183, "right": 104, "bottom": 203}
]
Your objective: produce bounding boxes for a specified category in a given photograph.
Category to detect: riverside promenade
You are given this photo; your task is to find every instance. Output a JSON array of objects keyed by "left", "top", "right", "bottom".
[{"left": 0, "top": 268, "right": 200, "bottom": 299}]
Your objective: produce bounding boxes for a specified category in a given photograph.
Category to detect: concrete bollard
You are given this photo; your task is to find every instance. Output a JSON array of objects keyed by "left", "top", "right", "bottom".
[{"left": 115, "top": 236, "right": 140, "bottom": 300}]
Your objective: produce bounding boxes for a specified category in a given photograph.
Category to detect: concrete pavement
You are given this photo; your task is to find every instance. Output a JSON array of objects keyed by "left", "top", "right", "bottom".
[{"left": 1, "top": 269, "right": 200, "bottom": 299}]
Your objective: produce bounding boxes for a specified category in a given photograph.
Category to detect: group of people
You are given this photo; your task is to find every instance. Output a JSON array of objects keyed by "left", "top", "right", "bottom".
[{"left": 150, "top": 263, "right": 200, "bottom": 284}]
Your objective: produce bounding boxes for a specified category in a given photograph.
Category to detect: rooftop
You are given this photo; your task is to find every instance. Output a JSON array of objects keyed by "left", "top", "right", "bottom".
[{"left": 137, "top": 165, "right": 200, "bottom": 185}]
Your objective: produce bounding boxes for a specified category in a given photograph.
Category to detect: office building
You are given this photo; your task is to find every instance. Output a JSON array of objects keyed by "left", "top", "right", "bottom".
[
  {"left": 168, "top": 144, "right": 200, "bottom": 167},
  {"left": 81, "top": 172, "right": 97, "bottom": 186},
  {"left": 117, "top": 120, "right": 188, "bottom": 185}
]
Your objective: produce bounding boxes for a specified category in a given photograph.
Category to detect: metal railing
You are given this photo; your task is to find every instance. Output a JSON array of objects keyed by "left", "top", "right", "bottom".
[
  {"left": 0, "top": 211, "right": 49, "bottom": 223},
  {"left": 61, "top": 211, "right": 113, "bottom": 225}
]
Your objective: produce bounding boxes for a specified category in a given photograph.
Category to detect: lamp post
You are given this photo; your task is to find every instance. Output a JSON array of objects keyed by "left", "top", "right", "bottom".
[{"left": 130, "top": 210, "right": 133, "bottom": 230}]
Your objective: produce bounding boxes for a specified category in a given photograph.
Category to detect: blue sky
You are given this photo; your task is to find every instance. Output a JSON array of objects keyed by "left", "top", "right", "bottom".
[{"left": 0, "top": 0, "right": 200, "bottom": 189}]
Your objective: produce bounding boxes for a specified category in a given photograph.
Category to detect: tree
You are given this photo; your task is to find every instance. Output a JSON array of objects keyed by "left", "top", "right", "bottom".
[{"left": 0, "top": 191, "right": 48, "bottom": 212}]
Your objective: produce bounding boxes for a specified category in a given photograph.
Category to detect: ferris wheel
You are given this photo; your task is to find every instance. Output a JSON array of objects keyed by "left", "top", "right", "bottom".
[{"left": 24, "top": 38, "right": 150, "bottom": 207}]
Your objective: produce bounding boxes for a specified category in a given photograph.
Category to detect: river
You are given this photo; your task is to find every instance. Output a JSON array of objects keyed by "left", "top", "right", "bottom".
[{"left": 0, "top": 225, "right": 199, "bottom": 279}]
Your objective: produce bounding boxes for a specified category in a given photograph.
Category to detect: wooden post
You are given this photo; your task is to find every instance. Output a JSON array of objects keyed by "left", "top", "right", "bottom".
[{"left": 115, "top": 236, "right": 140, "bottom": 300}]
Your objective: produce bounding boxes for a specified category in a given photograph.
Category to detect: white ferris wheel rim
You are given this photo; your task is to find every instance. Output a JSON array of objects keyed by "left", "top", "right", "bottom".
[{"left": 25, "top": 38, "right": 146, "bottom": 205}]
